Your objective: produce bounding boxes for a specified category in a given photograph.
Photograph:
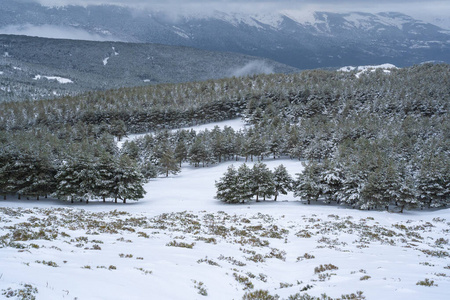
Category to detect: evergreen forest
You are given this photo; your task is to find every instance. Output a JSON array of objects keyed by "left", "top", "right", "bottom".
[{"left": 0, "top": 63, "right": 448, "bottom": 210}]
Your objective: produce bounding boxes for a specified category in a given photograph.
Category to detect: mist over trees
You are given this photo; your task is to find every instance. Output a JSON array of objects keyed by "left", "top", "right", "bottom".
[{"left": 0, "top": 64, "right": 448, "bottom": 210}]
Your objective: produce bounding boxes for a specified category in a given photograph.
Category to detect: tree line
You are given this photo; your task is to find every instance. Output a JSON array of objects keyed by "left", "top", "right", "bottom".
[{"left": 0, "top": 63, "right": 448, "bottom": 209}]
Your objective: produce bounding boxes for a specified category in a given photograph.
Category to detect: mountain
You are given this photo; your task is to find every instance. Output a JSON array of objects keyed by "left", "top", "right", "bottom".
[
  {"left": 0, "top": 34, "right": 298, "bottom": 101},
  {"left": 0, "top": 1, "right": 449, "bottom": 69}
]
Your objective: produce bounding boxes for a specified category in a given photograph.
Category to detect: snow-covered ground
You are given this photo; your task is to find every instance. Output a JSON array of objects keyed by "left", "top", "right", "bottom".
[
  {"left": 338, "top": 64, "right": 398, "bottom": 78},
  {"left": 1, "top": 120, "right": 449, "bottom": 300},
  {"left": 33, "top": 75, "right": 73, "bottom": 84}
]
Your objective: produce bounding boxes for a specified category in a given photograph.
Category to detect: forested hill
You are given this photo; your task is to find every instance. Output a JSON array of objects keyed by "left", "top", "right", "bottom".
[
  {"left": 0, "top": 34, "right": 298, "bottom": 102},
  {"left": 0, "top": 64, "right": 449, "bottom": 210}
]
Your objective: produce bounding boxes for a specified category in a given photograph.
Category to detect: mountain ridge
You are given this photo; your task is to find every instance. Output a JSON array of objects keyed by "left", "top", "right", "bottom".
[{"left": 1, "top": 2, "right": 449, "bottom": 69}]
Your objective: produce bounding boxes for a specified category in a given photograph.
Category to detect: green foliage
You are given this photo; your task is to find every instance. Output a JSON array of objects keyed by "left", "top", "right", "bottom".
[{"left": 416, "top": 278, "right": 437, "bottom": 287}]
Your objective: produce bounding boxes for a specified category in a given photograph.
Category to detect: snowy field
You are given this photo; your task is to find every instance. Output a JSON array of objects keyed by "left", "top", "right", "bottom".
[{"left": 1, "top": 120, "right": 449, "bottom": 300}]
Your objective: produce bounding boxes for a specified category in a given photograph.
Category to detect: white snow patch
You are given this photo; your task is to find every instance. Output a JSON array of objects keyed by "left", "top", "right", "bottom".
[
  {"left": 112, "top": 46, "right": 119, "bottom": 56},
  {"left": 339, "top": 64, "right": 398, "bottom": 78},
  {"left": 280, "top": 9, "right": 317, "bottom": 26},
  {"left": 33, "top": 75, "right": 73, "bottom": 84},
  {"left": 103, "top": 57, "right": 109, "bottom": 66},
  {"left": 13, "top": 66, "right": 22, "bottom": 71},
  {"left": 172, "top": 26, "right": 190, "bottom": 39},
  {"left": 143, "top": 79, "right": 151, "bottom": 83},
  {"left": 0, "top": 71, "right": 3, "bottom": 75}
]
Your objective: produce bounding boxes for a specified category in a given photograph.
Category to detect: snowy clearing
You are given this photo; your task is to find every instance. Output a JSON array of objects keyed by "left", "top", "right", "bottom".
[{"left": 1, "top": 119, "right": 449, "bottom": 300}]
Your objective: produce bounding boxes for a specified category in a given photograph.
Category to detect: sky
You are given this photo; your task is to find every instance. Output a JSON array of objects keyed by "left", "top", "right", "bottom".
[
  {"left": 25, "top": 0, "right": 450, "bottom": 13},
  {"left": 23, "top": 1, "right": 449, "bottom": 25}
]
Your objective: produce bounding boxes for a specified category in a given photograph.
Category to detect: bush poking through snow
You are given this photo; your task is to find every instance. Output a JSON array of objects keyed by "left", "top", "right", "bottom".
[
  {"left": 416, "top": 278, "right": 437, "bottom": 287},
  {"left": 242, "top": 289, "right": 279, "bottom": 300},
  {"left": 1, "top": 283, "right": 38, "bottom": 300}
]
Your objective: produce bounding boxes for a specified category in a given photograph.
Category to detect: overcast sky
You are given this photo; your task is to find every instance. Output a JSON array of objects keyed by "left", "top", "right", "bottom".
[
  {"left": 29, "top": 0, "right": 450, "bottom": 13},
  {"left": 14, "top": 1, "right": 450, "bottom": 27}
]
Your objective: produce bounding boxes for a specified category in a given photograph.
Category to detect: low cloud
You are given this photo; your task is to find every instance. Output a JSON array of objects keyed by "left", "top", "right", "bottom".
[
  {"left": 230, "top": 61, "right": 274, "bottom": 77},
  {"left": 0, "top": 24, "right": 120, "bottom": 41}
]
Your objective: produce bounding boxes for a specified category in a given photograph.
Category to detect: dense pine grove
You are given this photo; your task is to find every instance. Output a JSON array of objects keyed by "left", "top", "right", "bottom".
[{"left": 0, "top": 64, "right": 448, "bottom": 210}]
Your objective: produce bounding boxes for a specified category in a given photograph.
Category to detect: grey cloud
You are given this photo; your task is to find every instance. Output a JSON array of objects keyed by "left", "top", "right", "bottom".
[
  {"left": 22, "top": 0, "right": 450, "bottom": 22},
  {"left": 229, "top": 61, "right": 274, "bottom": 77},
  {"left": 0, "top": 24, "right": 120, "bottom": 41}
]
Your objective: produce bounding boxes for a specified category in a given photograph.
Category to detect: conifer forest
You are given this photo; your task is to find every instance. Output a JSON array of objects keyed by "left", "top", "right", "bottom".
[{"left": 0, "top": 64, "right": 449, "bottom": 211}]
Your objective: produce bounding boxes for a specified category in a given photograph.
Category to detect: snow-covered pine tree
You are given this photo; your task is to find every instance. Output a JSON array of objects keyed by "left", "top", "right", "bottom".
[
  {"left": 215, "top": 165, "right": 239, "bottom": 203},
  {"left": 237, "top": 164, "right": 254, "bottom": 203},
  {"left": 293, "top": 161, "right": 322, "bottom": 204},
  {"left": 251, "top": 162, "right": 275, "bottom": 202},
  {"left": 272, "top": 164, "right": 292, "bottom": 201},
  {"left": 112, "top": 155, "right": 146, "bottom": 203}
]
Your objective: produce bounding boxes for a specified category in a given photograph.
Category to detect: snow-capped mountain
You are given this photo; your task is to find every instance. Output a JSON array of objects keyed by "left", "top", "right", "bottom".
[{"left": 0, "top": 1, "right": 449, "bottom": 69}]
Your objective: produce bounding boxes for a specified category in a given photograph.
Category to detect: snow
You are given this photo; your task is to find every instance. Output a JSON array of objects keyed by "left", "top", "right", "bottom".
[
  {"left": 1, "top": 119, "right": 449, "bottom": 300},
  {"left": 0, "top": 71, "right": 3, "bottom": 75},
  {"left": 339, "top": 63, "right": 398, "bottom": 78},
  {"left": 103, "top": 57, "right": 109, "bottom": 66},
  {"left": 33, "top": 75, "right": 73, "bottom": 84},
  {"left": 112, "top": 46, "right": 119, "bottom": 56},
  {"left": 280, "top": 9, "right": 317, "bottom": 26},
  {"left": 12, "top": 66, "right": 21, "bottom": 71},
  {"left": 172, "top": 26, "right": 190, "bottom": 39}
]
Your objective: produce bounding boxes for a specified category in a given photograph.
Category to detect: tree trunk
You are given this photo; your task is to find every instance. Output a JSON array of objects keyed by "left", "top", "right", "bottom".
[
  {"left": 123, "top": 198, "right": 127, "bottom": 204},
  {"left": 274, "top": 194, "right": 278, "bottom": 201},
  {"left": 400, "top": 205, "right": 405, "bottom": 213},
  {"left": 18, "top": 194, "right": 21, "bottom": 200},
  {"left": 86, "top": 198, "right": 89, "bottom": 204},
  {"left": 256, "top": 194, "right": 259, "bottom": 202},
  {"left": 3, "top": 195, "right": 6, "bottom": 200},
  {"left": 103, "top": 196, "right": 106, "bottom": 203},
  {"left": 37, "top": 195, "right": 39, "bottom": 200},
  {"left": 115, "top": 197, "right": 118, "bottom": 203}
]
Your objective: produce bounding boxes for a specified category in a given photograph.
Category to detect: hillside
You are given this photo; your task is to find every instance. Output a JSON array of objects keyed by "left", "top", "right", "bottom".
[{"left": 0, "top": 34, "right": 298, "bottom": 101}]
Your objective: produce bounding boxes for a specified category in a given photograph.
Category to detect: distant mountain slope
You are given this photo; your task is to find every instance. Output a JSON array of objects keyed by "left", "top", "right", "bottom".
[
  {"left": 0, "top": 1, "right": 449, "bottom": 69},
  {"left": 0, "top": 35, "right": 298, "bottom": 101}
]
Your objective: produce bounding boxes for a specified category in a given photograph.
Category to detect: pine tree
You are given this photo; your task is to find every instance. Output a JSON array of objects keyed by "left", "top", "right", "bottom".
[
  {"left": 251, "top": 162, "right": 275, "bottom": 202},
  {"left": 215, "top": 165, "right": 239, "bottom": 203},
  {"left": 293, "top": 161, "right": 322, "bottom": 204},
  {"left": 158, "top": 146, "right": 180, "bottom": 177},
  {"left": 112, "top": 155, "right": 146, "bottom": 203},
  {"left": 272, "top": 164, "right": 292, "bottom": 201},
  {"left": 236, "top": 164, "right": 254, "bottom": 203}
]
